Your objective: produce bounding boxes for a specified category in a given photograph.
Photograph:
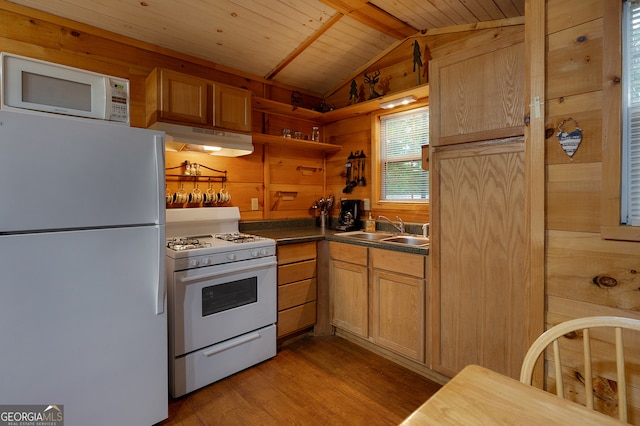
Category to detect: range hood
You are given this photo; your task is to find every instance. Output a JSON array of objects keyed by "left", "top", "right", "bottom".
[{"left": 149, "top": 122, "right": 253, "bottom": 157}]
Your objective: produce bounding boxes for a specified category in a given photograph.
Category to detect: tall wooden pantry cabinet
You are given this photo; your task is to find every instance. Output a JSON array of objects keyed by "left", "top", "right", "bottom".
[{"left": 428, "top": 28, "right": 542, "bottom": 379}]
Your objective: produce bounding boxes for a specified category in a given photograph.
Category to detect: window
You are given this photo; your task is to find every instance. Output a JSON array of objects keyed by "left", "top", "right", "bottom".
[
  {"left": 378, "top": 107, "right": 429, "bottom": 202},
  {"left": 622, "top": 0, "right": 640, "bottom": 225}
]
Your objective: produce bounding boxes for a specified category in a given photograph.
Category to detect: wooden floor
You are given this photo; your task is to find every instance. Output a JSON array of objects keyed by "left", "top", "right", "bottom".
[{"left": 159, "top": 335, "right": 442, "bottom": 425}]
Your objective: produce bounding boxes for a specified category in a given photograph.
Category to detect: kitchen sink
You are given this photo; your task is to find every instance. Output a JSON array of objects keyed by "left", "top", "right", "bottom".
[
  {"left": 339, "top": 231, "right": 393, "bottom": 241},
  {"left": 338, "top": 231, "right": 429, "bottom": 247},
  {"left": 381, "top": 236, "right": 430, "bottom": 246}
]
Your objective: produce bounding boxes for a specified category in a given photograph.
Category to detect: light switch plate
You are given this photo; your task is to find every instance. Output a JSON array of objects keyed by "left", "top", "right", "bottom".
[
  {"left": 363, "top": 198, "right": 371, "bottom": 210},
  {"left": 251, "top": 198, "right": 259, "bottom": 211}
]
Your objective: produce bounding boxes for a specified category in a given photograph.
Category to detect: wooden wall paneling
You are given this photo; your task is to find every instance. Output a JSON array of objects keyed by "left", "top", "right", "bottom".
[
  {"left": 545, "top": 91, "right": 603, "bottom": 164},
  {"left": 546, "top": 0, "right": 603, "bottom": 35},
  {"left": 426, "top": 25, "right": 524, "bottom": 58},
  {"left": 165, "top": 149, "right": 265, "bottom": 217},
  {"left": 543, "top": 5, "right": 640, "bottom": 411},
  {"left": 324, "top": 116, "right": 372, "bottom": 208},
  {"left": 267, "top": 144, "right": 325, "bottom": 219},
  {"left": 546, "top": 230, "right": 640, "bottom": 312},
  {"left": 546, "top": 163, "right": 601, "bottom": 232},
  {"left": 267, "top": 84, "right": 323, "bottom": 107},
  {"left": 546, "top": 19, "right": 603, "bottom": 100}
]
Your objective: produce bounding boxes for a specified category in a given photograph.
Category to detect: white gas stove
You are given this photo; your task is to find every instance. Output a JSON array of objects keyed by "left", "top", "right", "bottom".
[
  {"left": 166, "top": 233, "right": 275, "bottom": 270},
  {"left": 165, "top": 207, "right": 277, "bottom": 397}
]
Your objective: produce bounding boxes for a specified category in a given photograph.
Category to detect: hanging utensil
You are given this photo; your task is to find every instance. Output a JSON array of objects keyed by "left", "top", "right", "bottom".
[
  {"left": 350, "top": 151, "right": 359, "bottom": 188},
  {"left": 343, "top": 162, "right": 353, "bottom": 193},
  {"left": 359, "top": 159, "right": 366, "bottom": 186},
  {"left": 326, "top": 194, "right": 334, "bottom": 211}
]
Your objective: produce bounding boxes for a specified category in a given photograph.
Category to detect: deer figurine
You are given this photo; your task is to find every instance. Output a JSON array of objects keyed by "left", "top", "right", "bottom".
[{"left": 363, "top": 70, "right": 381, "bottom": 99}]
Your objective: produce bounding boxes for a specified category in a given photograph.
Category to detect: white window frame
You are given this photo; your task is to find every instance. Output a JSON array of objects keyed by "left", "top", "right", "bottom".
[
  {"left": 622, "top": 0, "right": 640, "bottom": 226},
  {"left": 373, "top": 106, "right": 429, "bottom": 206}
]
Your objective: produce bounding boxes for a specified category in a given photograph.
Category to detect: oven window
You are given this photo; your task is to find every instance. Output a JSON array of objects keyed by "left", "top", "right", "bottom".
[{"left": 202, "top": 277, "right": 257, "bottom": 316}]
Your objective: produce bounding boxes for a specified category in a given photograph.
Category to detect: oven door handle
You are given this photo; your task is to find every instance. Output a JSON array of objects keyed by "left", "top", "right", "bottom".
[
  {"left": 202, "top": 331, "right": 263, "bottom": 357},
  {"left": 178, "top": 258, "right": 277, "bottom": 284}
]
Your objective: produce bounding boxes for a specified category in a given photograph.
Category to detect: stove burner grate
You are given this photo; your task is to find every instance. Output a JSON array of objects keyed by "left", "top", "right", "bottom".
[
  {"left": 215, "top": 232, "right": 265, "bottom": 243},
  {"left": 167, "top": 236, "right": 212, "bottom": 251}
]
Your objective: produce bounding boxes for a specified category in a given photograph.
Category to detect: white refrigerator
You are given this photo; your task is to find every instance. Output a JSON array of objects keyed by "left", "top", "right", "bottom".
[{"left": 0, "top": 110, "right": 168, "bottom": 425}]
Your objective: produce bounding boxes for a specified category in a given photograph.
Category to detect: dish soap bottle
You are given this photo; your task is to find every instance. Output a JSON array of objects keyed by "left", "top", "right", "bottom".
[{"left": 365, "top": 213, "right": 376, "bottom": 233}]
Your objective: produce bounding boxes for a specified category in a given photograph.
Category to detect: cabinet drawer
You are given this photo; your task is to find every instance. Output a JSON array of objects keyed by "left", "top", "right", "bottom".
[
  {"left": 278, "top": 278, "right": 316, "bottom": 311},
  {"left": 278, "top": 259, "right": 316, "bottom": 285},
  {"left": 329, "top": 241, "right": 368, "bottom": 266},
  {"left": 277, "top": 241, "right": 316, "bottom": 265},
  {"left": 277, "top": 301, "right": 316, "bottom": 338},
  {"left": 370, "top": 248, "right": 425, "bottom": 278}
]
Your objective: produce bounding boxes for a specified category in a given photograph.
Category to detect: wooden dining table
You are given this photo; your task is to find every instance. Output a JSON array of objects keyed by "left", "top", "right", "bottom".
[{"left": 400, "top": 364, "right": 625, "bottom": 425}]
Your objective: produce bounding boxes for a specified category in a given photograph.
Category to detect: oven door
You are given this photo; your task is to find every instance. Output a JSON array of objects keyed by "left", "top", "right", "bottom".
[{"left": 171, "top": 255, "right": 277, "bottom": 357}]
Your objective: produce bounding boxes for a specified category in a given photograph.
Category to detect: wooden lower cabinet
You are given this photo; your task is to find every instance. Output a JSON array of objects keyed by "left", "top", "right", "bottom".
[
  {"left": 370, "top": 248, "right": 426, "bottom": 363},
  {"left": 329, "top": 242, "right": 368, "bottom": 337},
  {"left": 277, "top": 241, "right": 317, "bottom": 338},
  {"left": 329, "top": 241, "right": 427, "bottom": 363}
]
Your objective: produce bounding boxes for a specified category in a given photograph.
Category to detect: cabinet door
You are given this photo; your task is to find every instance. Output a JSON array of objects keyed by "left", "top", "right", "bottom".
[
  {"left": 371, "top": 269, "right": 425, "bottom": 362},
  {"left": 158, "top": 69, "right": 209, "bottom": 125},
  {"left": 431, "top": 139, "right": 529, "bottom": 378},
  {"left": 329, "top": 259, "right": 368, "bottom": 337},
  {"left": 429, "top": 33, "right": 524, "bottom": 146},
  {"left": 214, "top": 84, "right": 251, "bottom": 132}
]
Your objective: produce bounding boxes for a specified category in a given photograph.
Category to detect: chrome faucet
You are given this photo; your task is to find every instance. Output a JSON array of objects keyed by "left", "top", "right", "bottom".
[
  {"left": 378, "top": 215, "right": 404, "bottom": 234},
  {"left": 422, "top": 223, "right": 430, "bottom": 239}
]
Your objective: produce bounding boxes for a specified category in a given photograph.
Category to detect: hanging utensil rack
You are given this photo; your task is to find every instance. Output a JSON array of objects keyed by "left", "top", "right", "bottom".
[{"left": 166, "top": 161, "right": 227, "bottom": 183}]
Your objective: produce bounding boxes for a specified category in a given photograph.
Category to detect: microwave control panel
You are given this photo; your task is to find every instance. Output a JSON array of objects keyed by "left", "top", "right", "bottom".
[{"left": 108, "top": 79, "right": 130, "bottom": 123}]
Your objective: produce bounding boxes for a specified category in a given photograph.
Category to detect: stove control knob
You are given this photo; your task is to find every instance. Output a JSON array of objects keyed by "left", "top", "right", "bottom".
[
  {"left": 189, "top": 258, "right": 199, "bottom": 268},
  {"left": 260, "top": 248, "right": 268, "bottom": 256},
  {"left": 251, "top": 250, "right": 259, "bottom": 257},
  {"left": 227, "top": 253, "right": 236, "bottom": 261},
  {"left": 201, "top": 257, "right": 211, "bottom": 266}
]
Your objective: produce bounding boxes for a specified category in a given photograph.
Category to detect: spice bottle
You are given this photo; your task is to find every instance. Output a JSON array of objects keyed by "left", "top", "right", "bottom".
[{"left": 365, "top": 213, "right": 376, "bottom": 232}]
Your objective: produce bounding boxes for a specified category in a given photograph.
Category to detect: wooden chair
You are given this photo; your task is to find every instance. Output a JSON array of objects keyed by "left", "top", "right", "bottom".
[{"left": 520, "top": 316, "right": 640, "bottom": 423}]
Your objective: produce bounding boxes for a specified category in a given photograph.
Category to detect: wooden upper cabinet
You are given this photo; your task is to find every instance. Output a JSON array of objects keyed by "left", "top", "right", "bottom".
[
  {"left": 146, "top": 68, "right": 210, "bottom": 126},
  {"left": 429, "top": 32, "right": 525, "bottom": 146},
  {"left": 214, "top": 84, "right": 251, "bottom": 132},
  {"left": 145, "top": 68, "right": 251, "bottom": 133}
]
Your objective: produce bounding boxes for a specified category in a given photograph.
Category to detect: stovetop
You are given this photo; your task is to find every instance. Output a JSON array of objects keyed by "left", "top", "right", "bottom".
[{"left": 165, "top": 207, "right": 276, "bottom": 269}]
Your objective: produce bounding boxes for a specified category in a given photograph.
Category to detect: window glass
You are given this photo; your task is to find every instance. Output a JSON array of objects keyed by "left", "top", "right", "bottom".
[{"left": 379, "top": 107, "right": 429, "bottom": 201}]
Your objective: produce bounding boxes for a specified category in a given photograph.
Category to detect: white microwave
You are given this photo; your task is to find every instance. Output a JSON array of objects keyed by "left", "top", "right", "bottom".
[{"left": 0, "top": 52, "right": 130, "bottom": 124}]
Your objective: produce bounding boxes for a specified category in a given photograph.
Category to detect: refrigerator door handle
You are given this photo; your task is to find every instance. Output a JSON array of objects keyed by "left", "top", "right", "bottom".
[
  {"left": 155, "top": 134, "right": 166, "bottom": 315},
  {"left": 155, "top": 134, "right": 166, "bottom": 225},
  {"left": 156, "top": 229, "right": 166, "bottom": 315}
]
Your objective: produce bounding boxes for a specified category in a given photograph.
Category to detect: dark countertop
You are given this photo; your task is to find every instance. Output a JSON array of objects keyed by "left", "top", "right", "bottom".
[
  {"left": 243, "top": 221, "right": 428, "bottom": 255},
  {"left": 249, "top": 226, "right": 335, "bottom": 245}
]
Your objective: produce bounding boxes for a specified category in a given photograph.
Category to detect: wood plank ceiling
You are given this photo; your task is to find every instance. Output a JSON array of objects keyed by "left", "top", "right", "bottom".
[{"left": 6, "top": 0, "right": 524, "bottom": 96}]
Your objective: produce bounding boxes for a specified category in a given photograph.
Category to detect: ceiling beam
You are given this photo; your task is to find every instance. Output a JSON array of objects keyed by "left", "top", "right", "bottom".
[
  {"left": 266, "top": 13, "right": 343, "bottom": 81},
  {"left": 319, "top": 0, "right": 417, "bottom": 39}
]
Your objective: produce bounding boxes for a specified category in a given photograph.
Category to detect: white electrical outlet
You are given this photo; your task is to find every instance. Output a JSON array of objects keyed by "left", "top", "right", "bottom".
[
  {"left": 251, "top": 198, "right": 259, "bottom": 211},
  {"left": 363, "top": 198, "right": 371, "bottom": 210}
]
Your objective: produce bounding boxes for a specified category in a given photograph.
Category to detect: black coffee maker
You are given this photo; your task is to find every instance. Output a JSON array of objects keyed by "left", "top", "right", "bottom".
[{"left": 336, "top": 199, "right": 361, "bottom": 231}]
